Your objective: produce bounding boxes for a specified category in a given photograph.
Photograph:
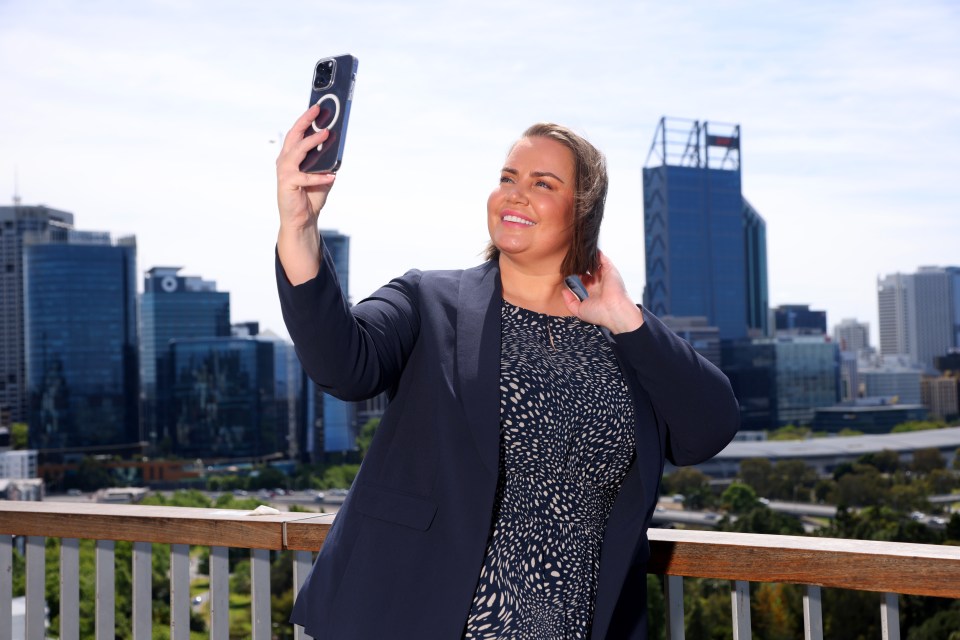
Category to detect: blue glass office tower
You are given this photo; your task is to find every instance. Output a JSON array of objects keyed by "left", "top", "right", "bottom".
[
  {"left": 318, "top": 229, "right": 357, "bottom": 454},
  {"left": 0, "top": 204, "right": 74, "bottom": 424},
  {"left": 643, "top": 118, "right": 768, "bottom": 340},
  {"left": 140, "top": 267, "right": 230, "bottom": 452},
  {"left": 170, "top": 336, "right": 286, "bottom": 459},
  {"left": 24, "top": 232, "right": 139, "bottom": 451}
]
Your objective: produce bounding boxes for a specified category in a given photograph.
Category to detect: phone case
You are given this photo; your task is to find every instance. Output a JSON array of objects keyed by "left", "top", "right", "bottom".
[{"left": 299, "top": 54, "right": 358, "bottom": 174}]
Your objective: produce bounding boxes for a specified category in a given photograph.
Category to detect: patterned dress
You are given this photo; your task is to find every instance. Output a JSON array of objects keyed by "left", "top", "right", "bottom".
[{"left": 463, "top": 301, "right": 637, "bottom": 639}]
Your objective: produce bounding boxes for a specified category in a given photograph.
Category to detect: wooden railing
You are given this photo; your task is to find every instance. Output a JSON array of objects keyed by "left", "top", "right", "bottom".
[{"left": 2, "top": 502, "right": 960, "bottom": 639}]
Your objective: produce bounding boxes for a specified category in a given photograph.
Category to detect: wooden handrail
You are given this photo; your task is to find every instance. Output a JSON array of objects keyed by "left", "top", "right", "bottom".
[
  {"left": 3, "top": 502, "right": 959, "bottom": 598},
  {"left": 648, "top": 529, "right": 960, "bottom": 599},
  {"left": 0, "top": 501, "right": 328, "bottom": 550}
]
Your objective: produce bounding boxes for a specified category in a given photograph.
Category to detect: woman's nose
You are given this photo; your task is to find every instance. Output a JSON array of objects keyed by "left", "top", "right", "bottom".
[{"left": 506, "top": 183, "right": 528, "bottom": 204}]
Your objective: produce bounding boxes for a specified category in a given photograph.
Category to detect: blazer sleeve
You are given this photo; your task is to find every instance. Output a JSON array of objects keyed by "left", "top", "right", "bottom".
[
  {"left": 276, "top": 240, "right": 422, "bottom": 401},
  {"left": 612, "top": 308, "right": 740, "bottom": 466}
]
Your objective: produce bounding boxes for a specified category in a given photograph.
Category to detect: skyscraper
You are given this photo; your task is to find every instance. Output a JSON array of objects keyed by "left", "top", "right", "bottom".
[
  {"left": 0, "top": 204, "right": 74, "bottom": 424},
  {"left": 318, "top": 229, "right": 357, "bottom": 453},
  {"left": 773, "top": 304, "right": 827, "bottom": 336},
  {"left": 170, "top": 333, "right": 292, "bottom": 459},
  {"left": 834, "top": 318, "right": 870, "bottom": 354},
  {"left": 140, "top": 267, "right": 230, "bottom": 452},
  {"left": 643, "top": 117, "right": 768, "bottom": 339},
  {"left": 878, "top": 267, "right": 958, "bottom": 372},
  {"left": 24, "top": 231, "right": 139, "bottom": 452}
]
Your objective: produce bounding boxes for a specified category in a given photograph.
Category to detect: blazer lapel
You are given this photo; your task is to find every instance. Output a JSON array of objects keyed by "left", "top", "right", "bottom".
[{"left": 455, "top": 260, "right": 502, "bottom": 477}]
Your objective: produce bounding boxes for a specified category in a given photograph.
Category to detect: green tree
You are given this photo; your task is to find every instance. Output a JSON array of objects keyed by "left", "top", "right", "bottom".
[
  {"left": 738, "top": 458, "right": 772, "bottom": 495},
  {"left": 946, "top": 513, "right": 960, "bottom": 542},
  {"left": 752, "top": 582, "right": 802, "bottom": 640},
  {"left": 722, "top": 505, "right": 804, "bottom": 536},
  {"left": 769, "top": 459, "right": 817, "bottom": 502},
  {"left": 833, "top": 464, "right": 888, "bottom": 507},
  {"left": 892, "top": 420, "right": 947, "bottom": 433},
  {"left": 320, "top": 464, "right": 360, "bottom": 489},
  {"left": 662, "top": 467, "right": 714, "bottom": 509},
  {"left": 10, "top": 422, "right": 28, "bottom": 448},
  {"left": 721, "top": 482, "right": 759, "bottom": 515},
  {"left": 65, "top": 457, "right": 116, "bottom": 492},
  {"left": 857, "top": 449, "right": 901, "bottom": 473},
  {"left": 906, "top": 605, "right": 960, "bottom": 640},
  {"left": 684, "top": 579, "right": 730, "bottom": 640},
  {"left": 768, "top": 424, "right": 811, "bottom": 441},
  {"left": 248, "top": 465, "right": 289, "bottom": 491},
  {"left": 887, "top": 483, "right": 928, "bottom": 513},
  {"left": 911, "top": 448, "right": 946, "bottom": 474},
  {"left": 646, "top": 574, "right": 666, "bottom": 640},
  {"left": 355, "top": 418, "right": 381, "bottom": 459}
]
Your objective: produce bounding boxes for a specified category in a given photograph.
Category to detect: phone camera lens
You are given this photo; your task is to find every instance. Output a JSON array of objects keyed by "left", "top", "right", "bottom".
[{"left": 314, "top": 60, "right": 336, "bottom": 90}]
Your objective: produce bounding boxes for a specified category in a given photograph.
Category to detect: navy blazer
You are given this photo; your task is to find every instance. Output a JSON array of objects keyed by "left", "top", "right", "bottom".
[{"left": 279, "top": 242, "right": 740, "bottom": 639}]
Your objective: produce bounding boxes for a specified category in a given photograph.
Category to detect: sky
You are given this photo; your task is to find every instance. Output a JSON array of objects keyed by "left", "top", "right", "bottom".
[{"left": 2, "top": 0, "right": 958, "bottom": 344}]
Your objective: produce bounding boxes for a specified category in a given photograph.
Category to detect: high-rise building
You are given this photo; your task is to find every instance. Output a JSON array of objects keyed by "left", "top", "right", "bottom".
[
  {"left": 878, "top": 267, "right": 958, "bottom": 372},
  {"left": 720, "top": 335, "right": 840, "bottom": 429},
  {"left": 720, "top": 340, "right": 777, "bottom": 431},
  {"left": 772, "top": 336, "right": 840, "bottom": 426},
  {"left": 743, "top": 199, "right": 769, "bottom": 337},
  {"left": 773, "top": 304, "right": 827, "bottom": 336},
  {"left": 24, "top": 231, "right": 139, "bottom": 453},
  {"left": 858, "top": 355, "right": 923, "bottom": 405},
  {"left": 170, "top": 334, "right": 291, "bottom": 459},
  {"left": 140, "top": 267, "right": 230, "bottom": 451},
  {"left": 921, "top": 376, "right": 959, "bottom": 421},
  {"left": 834, "top": 318, "right": 870, "bottom": 354},
  {"left": 0, "top": 204, "right": 74, "bottom": 424},
  {"left": 643, "top": 117, "right": 768, "bottom": 340},
  {"left": 318, "top": 229, "right": 358, "bottom": 454}
]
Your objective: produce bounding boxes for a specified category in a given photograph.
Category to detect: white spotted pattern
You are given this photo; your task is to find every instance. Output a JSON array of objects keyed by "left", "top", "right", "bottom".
[{"left": 463, "top": 300, "right": 636, "bottom": 639}]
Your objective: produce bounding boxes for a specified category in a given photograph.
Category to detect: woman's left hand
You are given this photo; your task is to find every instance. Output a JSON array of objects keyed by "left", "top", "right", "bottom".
[{"left": 561, "top": 251, "right": 645, "bottom": 334}]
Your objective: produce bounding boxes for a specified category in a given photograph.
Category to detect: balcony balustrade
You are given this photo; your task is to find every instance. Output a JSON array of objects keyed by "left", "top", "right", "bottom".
[{"left": 2, "top": 501, "right": 960, "bottom": 639}]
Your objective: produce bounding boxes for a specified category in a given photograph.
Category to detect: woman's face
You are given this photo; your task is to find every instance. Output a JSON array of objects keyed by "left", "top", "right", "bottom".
[{"left": 487, "top": 136, "right": 576, "bottom": 270}]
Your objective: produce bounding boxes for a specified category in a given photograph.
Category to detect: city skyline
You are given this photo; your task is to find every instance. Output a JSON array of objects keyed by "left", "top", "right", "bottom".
[{"left": 2, "top": 1, "right": 958, "bottom": 346}]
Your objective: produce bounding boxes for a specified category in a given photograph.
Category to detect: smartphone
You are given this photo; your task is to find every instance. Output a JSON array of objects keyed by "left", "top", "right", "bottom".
[
  {"left": 299, "top": 54, "right": 358, "bottom": 174},
  {"left": 564, "top": 275, "right": 589, "bottom": 301}
]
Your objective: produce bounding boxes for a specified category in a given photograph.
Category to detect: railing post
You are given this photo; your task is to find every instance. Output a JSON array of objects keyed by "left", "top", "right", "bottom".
[
  {"left": 664, "top": 575, "right": 685, "bottom": 640},
  {"left": 0, "top": 535, "right": 12, "bottom": 639},
  {"left": 881, "top": 592, "right": 900, "bottom": 640},
  {"left": 132, "top": 541, "right": 152, "bottom": 640},
  {"left": 802, "top": 585, "right": 823, "bottom": 640},
  {"left": 26, "top": 536, "right": 45, "bottom": 640},
  {"left": 209, "top": 546, "right": 229, "bottom": 640},
  {"left": 96, "top": 539, "right": 115, "bottom": 640},
  {"left": 60, "top": 538, "right": 80, "bottom": 640},
  {"left": 251, "top": 548, "right": 271, "bottom": 640},
  {"left": 731, "top": 580, "right": 752, "bottom": 640},
  {"left": 170, "top": 543, "right": 190, "bottom": 640},
  {"left": 293, "top": 550, "right": 313, "bottom": 640}
]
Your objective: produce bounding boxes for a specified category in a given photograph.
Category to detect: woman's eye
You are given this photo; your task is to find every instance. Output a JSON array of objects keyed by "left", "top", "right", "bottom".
[
  {"left": 536, "top": 180, "right": 551, "bottom": 189},
  {"left": 499, "top": 175, "right": 514, "bottom": 184}
]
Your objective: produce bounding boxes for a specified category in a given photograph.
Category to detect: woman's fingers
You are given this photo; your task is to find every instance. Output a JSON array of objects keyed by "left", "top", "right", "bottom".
[{"left": 282, "top": 104, "right": 321, "bottom": 153}]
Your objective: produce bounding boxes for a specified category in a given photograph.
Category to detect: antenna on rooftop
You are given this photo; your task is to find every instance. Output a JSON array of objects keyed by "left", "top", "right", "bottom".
[{"left": 13, "top": 167, "right": 22, "bottom": 206}]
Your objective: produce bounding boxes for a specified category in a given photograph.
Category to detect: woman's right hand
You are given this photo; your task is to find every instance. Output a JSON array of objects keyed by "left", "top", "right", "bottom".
[{"left": 276, "top": 104, "right": 337, "bottom": 285}]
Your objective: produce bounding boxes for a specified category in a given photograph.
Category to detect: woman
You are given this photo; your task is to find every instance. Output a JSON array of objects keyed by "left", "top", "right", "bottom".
[{"left": 276, "top": 104, "right": 740, "bottom": 639}]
